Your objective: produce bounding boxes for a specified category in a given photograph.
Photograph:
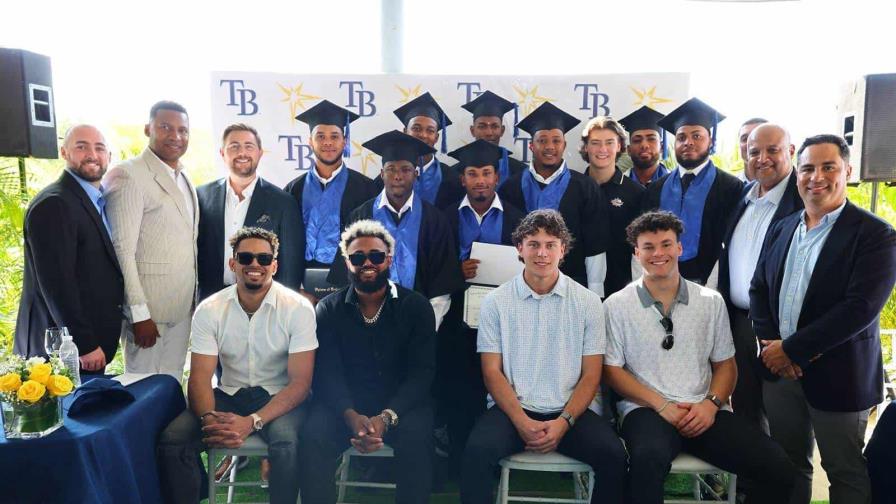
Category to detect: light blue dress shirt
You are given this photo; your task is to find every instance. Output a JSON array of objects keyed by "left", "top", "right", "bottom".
[
  {"left": 778, "top": 202, "right": 846, "bottom": 339},
  {"left": 67, "top": 169, "right": 112, "bottom": 237}
]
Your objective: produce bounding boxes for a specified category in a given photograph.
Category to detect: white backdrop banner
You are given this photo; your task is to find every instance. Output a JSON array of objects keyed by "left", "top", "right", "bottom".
[{"left": 210, "top": 72, "right": 690, "bottom": 188}]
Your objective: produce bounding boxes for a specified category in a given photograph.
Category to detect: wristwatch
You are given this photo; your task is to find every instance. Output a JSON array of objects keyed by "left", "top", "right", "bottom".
[
  {"left": 250, "top": 413, "right": 264, "bottom": 431},
  {"left": 380, "top": 409, "right": 399, "bottom": 428},
  {"left": 560, "top": 411, "right": 575, "bottom": 427},
  {"left": 704, "top": 394, "right": 723, "bottom": 409}
]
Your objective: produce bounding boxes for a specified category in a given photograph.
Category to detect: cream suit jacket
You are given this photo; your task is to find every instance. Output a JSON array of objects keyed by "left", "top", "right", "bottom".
[{"left": 103, "top": 147, "right": 198, "bottom": 325}]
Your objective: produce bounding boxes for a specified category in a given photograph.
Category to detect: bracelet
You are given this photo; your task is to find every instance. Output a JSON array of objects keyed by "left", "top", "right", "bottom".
[{"left": 657, "top": 400, "right": 674, "bottom": 414}]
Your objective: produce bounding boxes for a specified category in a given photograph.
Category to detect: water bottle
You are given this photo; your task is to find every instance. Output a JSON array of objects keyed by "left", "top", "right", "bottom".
[{"left": 59, "top": 335, "right": 81, "bottom": 387}]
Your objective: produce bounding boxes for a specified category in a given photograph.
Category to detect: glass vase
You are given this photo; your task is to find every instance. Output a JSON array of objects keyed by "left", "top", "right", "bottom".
[{"left": 1, "top": 397, "right": 64, "bottom": 439}]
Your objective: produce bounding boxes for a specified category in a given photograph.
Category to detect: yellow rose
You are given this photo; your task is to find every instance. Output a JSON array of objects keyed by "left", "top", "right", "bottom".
[
  {"left": 28, "top": 363, "right": 53, "bottom": 385},
  {"left": 16, "top": 380, "right": 46, "bottom": 403},
  {"left": 46, "top": 375, "right": 74, "bottom": 397},
  {"left": 0, "top": 372, "right": 22, "bottom": 392}
]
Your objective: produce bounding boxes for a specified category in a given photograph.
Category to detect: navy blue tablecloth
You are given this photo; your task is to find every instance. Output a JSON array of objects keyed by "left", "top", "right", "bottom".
[{"left": 0, "top": 374, "right": 186, "bottom": 504}]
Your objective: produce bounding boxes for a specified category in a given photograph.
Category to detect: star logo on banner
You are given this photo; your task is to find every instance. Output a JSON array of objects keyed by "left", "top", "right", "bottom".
[
  {"left": 631, "top": 86, "right": 673, "bottom": 108},
  {"left": 351, "top": 140, "right": 377, "bottom": 176},
  {"left": 395, "top": 84, "right": 424, "bottom": 104},
  {"left": 278, "top": 82, "right": 322, "bottom": 124},
  {"left": 512, "top": 85, "right": 552, "bottom": 115}
]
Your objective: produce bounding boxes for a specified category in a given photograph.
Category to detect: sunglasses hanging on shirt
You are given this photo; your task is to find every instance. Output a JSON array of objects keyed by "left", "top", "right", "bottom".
[{"left": 660, "top": 316, "right": 674, "bottom": 350}]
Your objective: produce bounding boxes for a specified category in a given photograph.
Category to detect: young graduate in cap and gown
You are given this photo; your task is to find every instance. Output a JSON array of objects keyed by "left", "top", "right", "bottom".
[
  {"left": 619, "top": 105, "right": 670, "bottom": 187},
  {"left": 329, "top": 130, "right": 464, "bottom": 330},
  {"left": 642, "top": 98, "right": 744, "bottom": 285},
  {"left": 373, "top": 92, "right": 465, "bottom": 209},
  {"left": 438, "top": 139, "right": 525, "bottom": 469},
  {"left": 284, "top": 100, "right": 378, "bottom": 300},
  {"left": 498, "top": 102, "right": 611, "bottom": 296},
  {"left": 456, "top": 90, "right": 526, "bottom": 189}
]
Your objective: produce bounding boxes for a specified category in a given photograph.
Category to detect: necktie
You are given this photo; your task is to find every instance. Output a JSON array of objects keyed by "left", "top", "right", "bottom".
[{"left": 681, "top": 172, "right": 696, "bottom": 195}]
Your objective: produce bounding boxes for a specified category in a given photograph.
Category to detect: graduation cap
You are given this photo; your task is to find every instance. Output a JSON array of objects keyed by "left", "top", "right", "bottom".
[
  {"left": 362, "top": 130, "right": 436, "bottom": 164},
  {"left": 620, "top": 106, "right": 668, "bottom": 158},
  {"left": 448, "top": 139, "right": 504, "bottom": 174},
  {"left": 515, "top": 102, "right": 581, "bottom": 137},
  {"left": 657, "top": 98, "right": 726, "bottom": 153},
  {"left": 296, "top": 99, "right": 360, "bottom": 158},
  {"left": 461, "top": 90, "right": 516, "bottom": 120},
  {"left": 393, "top": 92, "right": 452, "bottom": 153}
]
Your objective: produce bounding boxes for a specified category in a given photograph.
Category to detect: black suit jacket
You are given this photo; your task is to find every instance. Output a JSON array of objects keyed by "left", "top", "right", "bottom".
[
  {"left": 749, "top": 201, "right": 896, "bottom": 412},
  {"left": 718, "top": 171, "right": 803, "bottom": 312},
  {"left": 196, "top": 176, "right": 303, "bottom": 301},
  {"left": 14, "top": 171, "right": 124, "bottom": 361}
]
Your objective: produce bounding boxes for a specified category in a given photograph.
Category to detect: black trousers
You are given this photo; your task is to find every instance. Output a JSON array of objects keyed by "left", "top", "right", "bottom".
[
  {"left": 621, "top": 407, "right": 796, "bottom": 504},
  {"left": 460, "top": 407, "right": 627, "bottom": 504},
  {"left": 729, "top": 308, "right": 768, "bottom": 433},
  {"left": 298, "top": 402, "right": 434, "bottom": 504}
]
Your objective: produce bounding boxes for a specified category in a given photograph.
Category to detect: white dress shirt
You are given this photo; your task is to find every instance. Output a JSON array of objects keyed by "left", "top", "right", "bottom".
[
  {"left": 728, "top": 178, "right": 789, "bottom": 309},
  {"left": 458, "top": 194, "right": 504, "bottom": 225},
  {"left": 222, "top": 177, "right": 258, "bottom": 286},
  {"left": 191, "top": 281, "right": 318, "bottom": 395}
]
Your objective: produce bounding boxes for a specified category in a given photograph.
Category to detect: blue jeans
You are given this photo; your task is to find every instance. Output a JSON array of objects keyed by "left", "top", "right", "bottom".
[{"left": 157, "top": 387, "right": 306, "bottom": 504}]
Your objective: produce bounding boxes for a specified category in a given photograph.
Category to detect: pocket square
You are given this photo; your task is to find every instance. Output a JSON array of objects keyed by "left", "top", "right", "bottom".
[{"left": 256, "top": 214, "right": 271, "bottom": 224}]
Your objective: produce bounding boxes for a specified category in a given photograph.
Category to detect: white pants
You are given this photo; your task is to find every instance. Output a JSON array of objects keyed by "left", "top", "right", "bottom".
[{"left": 121, "top": 318, "right": 191, "bottom": 383}]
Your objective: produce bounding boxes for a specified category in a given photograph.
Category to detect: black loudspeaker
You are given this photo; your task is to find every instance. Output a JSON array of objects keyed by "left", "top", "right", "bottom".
[
  {"left": 0, "top": 48, "right": 58, "bottom": 159},
  {"left": 837, "top": 73, "right": 896, "bottom": 183}
]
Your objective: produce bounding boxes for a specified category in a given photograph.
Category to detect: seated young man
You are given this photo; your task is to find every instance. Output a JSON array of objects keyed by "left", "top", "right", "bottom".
[
  {"left": 460, "top": 209, "right": 626, "bottom": 504},
  {"left": 603, "top": 211, "right": 796, "bottom": 504},
  {"left": 298, "top": 219, "right": 437, "bottom": 504},
  {"left": 156, "top": 227, "right": 318, "bottom": 504}
]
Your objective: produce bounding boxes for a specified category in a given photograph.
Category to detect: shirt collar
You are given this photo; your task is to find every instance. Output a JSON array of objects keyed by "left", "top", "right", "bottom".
[
  {"left": 311, "top": 163, "right": 344, "bottom": 185},
  {"left": 745, "top": 173, "right": 789, "bottom": 206},
  {"left": 527, "top": 161, "right": 567, "bottom": 185},
  {"left": 514, "top": 272, "right": 569, "bottom": 300},
  {"left": 459, "top": 193, "right": 503, "bottom": 215},
  {"left": 226, "top": 281, "right": 279, "bottom": 310},
  {"left": 145, "top": 147, "right": 184, "bottom": 177},
  {"left": 635, "top": 276, "right": 689, "bottom": 309},
  {"left": 420, "top": 157, "right": 436, "bottom": 173},
  {"left": 676, "top": 158, "right": 710, "bottom": 178},
  {"left": 344, "top": 280, "right": 400, "bottom": 306},
  {"left": 66, "top": 169, "right": 104, "bottom": 204},
  {"left": 376, "top": 189, "right": 415, "bottom": 217},
  {"left": 799, "top": 200, "right": 847, "bottom": 228},
  {"left": 226, "top": 175, "right": 258, "bottom": 202}
]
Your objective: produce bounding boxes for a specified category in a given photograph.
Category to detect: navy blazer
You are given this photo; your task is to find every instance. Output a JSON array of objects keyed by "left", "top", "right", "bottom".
[
  {"left": 196, "top": 177, "right": 303, "bottom": 301},
  {"left": 718, "top": 171, "right": 804, "bottom": 311},
  {"left": 749, "top": 201, "right": 896, "bottom": 412}
]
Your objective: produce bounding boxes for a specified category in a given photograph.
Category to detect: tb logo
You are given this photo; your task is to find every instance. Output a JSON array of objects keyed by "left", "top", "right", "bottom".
[
  {"left": 279, "top": 135, "right": 315, "bottom": 171},
  {"left": 514, "top": 137, "right": 532, "bottom": 164},
  {"left": 457, "top": 82, "right": 484, "bottom": 104},
  {"left": 339, "top": 81, "right": 376, "bottom": 117},
  {"left": 574, "top": 83, "right": 610, "bottom": 118},
  {"left": 220, "top": 80, "right": 259, "bottom": 116}
]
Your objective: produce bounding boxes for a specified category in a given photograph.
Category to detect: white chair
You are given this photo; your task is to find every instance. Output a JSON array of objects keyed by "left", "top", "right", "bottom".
[
  {"left": 207, "top": 434, "right": 270, "bottom": 504},
  {"left": 665, "top": 453, "right": 736, "bottom": 504},
  {"left": 496, "top": 451, "right": 594, "bottom": 504},
  {"left": 335, "top": 445, "right": 397, "bottom": 504}
]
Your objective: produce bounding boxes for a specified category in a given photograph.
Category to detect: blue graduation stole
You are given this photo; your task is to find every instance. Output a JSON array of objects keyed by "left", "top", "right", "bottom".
[
  {"left": 458, "top": 204, "right": 503, "bottom": 260},
  {"left": 372, "top": 193, "right": 423, "bottom": 289},
  {"left": 659, "top": 162, "right": 717, "bottom": 261},
  {"left": 414, "top": 158, "right": 442, "bottom": 205},
  {"left": 630, "top": 163, "right": 669, "bottom": 184},
  {"left": 302, "top": 166, "right": 349, "bottom": 263},
  {"left": 496, "top": 148, "right": 511, "bottom": 190},
  {"left": 521, "top": 163, "right": 571, "bottom": 212}
]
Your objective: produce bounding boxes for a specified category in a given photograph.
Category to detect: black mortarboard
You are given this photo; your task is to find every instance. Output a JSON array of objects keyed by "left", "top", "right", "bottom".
[
  {"left": 295, "top": 99, "right": 360, "bottom": 158},
  {"left": 620, "top": 106, "right": 668, "bottom": 158},
  {"left": 393, "top": 92, "right": 452, "bottom": 153},
  {"left": 362, "top": 130, "right": 436, "bottom": 164},
  {"left": 657, "top": 97, "right": 726, "bottom": 147},
  {"left": 515, "top": 102, "right": 581, "bottom": 137},
  {"left": 448, "top": 139, "right": 504, "bottom": 174},
  {"left": 461, "top": 90, "right": 516, "bottom": 120}
]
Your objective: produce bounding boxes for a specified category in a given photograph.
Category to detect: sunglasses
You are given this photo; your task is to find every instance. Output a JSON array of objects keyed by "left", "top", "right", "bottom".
[
  {"left": 234, "top": 252, "right": 274, "bottom": 266},
  {"left": 660, "top": 316, "right": 674, "bottom": 350},
  {"left": 348, "top": 251, "right": 388, "bottom": 267}
]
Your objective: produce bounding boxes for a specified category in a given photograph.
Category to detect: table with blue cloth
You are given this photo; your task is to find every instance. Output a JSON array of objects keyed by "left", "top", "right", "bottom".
[{"left": 0, "top": 374, "right": 186, "bottom": 504}]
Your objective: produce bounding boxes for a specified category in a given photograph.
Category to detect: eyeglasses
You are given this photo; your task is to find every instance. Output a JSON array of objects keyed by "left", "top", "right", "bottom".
[
  {"left": 235, "top": 252, "right": 274, "bottom": 266},
  {"left": 348, "top": 251, "right": 388, "bottom": 267},
  {"left": 382, "top": 166, "right": 417, "bottom": 177},
  {"left": 660, "top": 316, "right": 674, "bottom": 350}
]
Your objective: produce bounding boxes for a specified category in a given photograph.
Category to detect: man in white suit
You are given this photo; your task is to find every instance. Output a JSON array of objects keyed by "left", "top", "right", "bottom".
[{"left": 104, "top": 101, "right": 198, "bottom": 381}]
